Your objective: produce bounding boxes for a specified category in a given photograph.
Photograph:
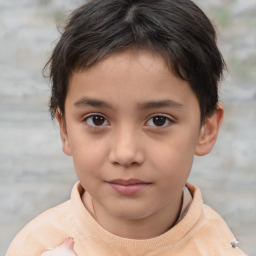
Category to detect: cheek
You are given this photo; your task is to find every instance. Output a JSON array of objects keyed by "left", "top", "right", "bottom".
[
  {"left": 149, "top": 132, "right": 197, "bottom": 182},
  {"left": 70, "top": 136, "right": 108, "bottom": 177},
  {"left": 151, "top": 148, "right": 192, "bottom": 200}
]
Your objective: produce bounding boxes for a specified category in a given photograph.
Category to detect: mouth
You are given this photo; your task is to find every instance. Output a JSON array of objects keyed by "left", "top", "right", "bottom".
[{"left": 107, "top": 179, "right": 152, "bottom": 195}]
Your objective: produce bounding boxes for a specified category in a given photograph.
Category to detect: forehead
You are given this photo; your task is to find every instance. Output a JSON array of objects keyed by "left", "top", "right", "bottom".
[
  {"left": 72, "top": 49, "right": 169, "bottom": 79},
  {"left": 69, "top": 50, "right": 178, "bottom": 92},
  {"left": 67, "top": 50, "right": 199, "bottom": 113},
  {"left": 94, "top": 49, "right": 169, "bottom": 74}
]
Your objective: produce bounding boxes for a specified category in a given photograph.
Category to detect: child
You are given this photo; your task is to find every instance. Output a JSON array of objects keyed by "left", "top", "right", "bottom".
[{"left": 7, "top": 0, "right": 247, "bottom": 255}]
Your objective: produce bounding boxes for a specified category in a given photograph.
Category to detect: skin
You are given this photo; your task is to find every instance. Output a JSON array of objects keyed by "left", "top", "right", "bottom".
[
  {"left": 41, "top": 238, "right": 77, "bottom": 256},
  {"left": 57, "top": 50, "right": 223, "bottom": 239}
]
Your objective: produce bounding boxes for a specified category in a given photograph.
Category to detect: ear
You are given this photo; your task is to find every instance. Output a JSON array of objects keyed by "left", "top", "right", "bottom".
[
  {"left": 195, "top": 103, "right": 224, "bottom": 156},
  {"left": 56, "top": 109, "right": 72, "bottom": 156}
]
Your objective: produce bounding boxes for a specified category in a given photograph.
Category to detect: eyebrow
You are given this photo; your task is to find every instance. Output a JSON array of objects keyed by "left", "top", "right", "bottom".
[
  {"left": 138, "top": 99, "right": 184, "bottom": 110},
  {"left": 74, "top": 97, "right": 184, "bottom": 110},
  {"left": 74, "top": 97, "right": 114, "bottom": 109}
]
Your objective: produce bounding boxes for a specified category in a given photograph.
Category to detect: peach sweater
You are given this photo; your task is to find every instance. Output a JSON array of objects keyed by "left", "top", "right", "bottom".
[{"left": 7, "top": 182, "right": 246, "bottom": 256}]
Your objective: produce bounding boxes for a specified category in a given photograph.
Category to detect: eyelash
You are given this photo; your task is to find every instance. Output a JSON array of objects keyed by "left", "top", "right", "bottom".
[
  {"left": 145, "top": 114, "right": 174, "bottom": 128},
  {"left": 83, "top": 113, "right": 110, "bottom": 128},
  {"left": 83, "top": 113, "right": 174, "bottom": 129}
]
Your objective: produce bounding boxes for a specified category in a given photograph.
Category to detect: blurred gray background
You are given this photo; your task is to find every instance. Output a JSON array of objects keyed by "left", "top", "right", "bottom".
[{"left": 0, "top": 0, "right": 255, "bottom": 255}]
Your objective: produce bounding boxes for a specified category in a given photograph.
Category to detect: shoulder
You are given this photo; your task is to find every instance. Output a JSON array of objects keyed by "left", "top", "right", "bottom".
[
  {"left": 185, "top": 183, "right": 247, "bottom": 255},
  {"left": 200, "top": 204, "right": 246, "bottom": 255},
  {"left": 6, "top": 200, "right": 73, "bottom": 256}
]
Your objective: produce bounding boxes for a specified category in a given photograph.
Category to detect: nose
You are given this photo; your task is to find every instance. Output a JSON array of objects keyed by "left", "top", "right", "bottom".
[{"left": 109, "top": 127, "right": 145, "bottom": 167}]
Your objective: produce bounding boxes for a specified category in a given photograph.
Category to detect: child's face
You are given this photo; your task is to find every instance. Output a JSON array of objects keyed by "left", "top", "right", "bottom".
[{"left": 58, "top": 50, "right": 216, "bottom": 234}]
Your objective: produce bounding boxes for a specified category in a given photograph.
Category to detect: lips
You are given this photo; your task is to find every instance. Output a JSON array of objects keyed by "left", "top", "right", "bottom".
[{"left": 107, "top": 179, "right": 151, "bottom": 195}]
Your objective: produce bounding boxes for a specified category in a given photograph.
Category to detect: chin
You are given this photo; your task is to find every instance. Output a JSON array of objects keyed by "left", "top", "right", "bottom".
[{"left": 112, "top": 205, "right": 153, "bottom": 221}]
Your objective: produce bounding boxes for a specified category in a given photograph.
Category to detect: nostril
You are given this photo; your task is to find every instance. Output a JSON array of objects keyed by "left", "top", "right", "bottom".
[{"left": 109, "top": 149, "right": 144, "bottom": 167}]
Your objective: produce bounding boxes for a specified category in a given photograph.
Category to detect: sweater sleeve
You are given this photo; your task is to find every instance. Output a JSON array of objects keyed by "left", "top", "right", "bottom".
[{"left": 6, "top": 201, "right": 73, "bottom": 256}]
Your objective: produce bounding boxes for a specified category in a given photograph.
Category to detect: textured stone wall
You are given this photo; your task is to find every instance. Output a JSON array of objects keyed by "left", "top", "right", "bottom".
[{"left": 0, "top": 0, "right": 255, "bottom": 255}]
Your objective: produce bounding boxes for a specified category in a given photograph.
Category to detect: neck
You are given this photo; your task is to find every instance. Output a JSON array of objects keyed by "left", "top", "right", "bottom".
[{"left": 90, "top": 194, "right": 183, "bottom": 239}]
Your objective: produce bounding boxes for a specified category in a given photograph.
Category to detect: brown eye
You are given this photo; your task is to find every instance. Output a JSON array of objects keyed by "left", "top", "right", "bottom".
[
  {"left": 86, "top": 115, "right": 109, "bottom": 127},
  {"left": 153, "top": 116, "right": 167, "bottom": 126},
  {"left": 146, "top": 115, "right": 172, "bottom": 127}
]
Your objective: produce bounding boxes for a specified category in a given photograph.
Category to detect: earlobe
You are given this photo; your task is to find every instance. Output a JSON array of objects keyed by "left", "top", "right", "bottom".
[
  {"left": 195, "top": 103, "right": 224, "bottom": 156},
  {"left": 56, "top": 109, "right": 72, "bottom": 156}
]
